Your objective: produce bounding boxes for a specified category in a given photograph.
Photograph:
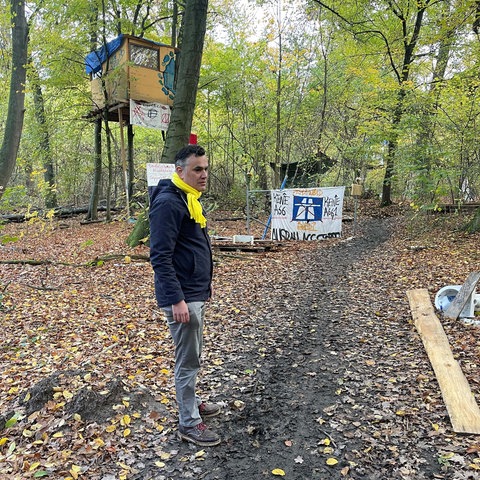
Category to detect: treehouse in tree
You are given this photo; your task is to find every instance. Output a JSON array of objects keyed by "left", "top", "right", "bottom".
[{"left": 85, "top": 34, "right": 177, "bottom": 122}]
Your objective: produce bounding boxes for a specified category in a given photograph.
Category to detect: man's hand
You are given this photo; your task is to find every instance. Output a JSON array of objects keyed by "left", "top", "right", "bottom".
[{"left": 172, "top": 300, "right": 190, "bottom": 323}]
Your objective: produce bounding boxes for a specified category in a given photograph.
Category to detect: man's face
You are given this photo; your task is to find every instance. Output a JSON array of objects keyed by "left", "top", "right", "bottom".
[{"left": 177, "top": 154, "right": 209, "bottom": 192}]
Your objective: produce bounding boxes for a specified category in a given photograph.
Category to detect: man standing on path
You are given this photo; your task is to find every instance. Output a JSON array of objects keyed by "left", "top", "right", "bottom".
[{"left": 149, "top": 145, "right": 221, "bottom": 447}]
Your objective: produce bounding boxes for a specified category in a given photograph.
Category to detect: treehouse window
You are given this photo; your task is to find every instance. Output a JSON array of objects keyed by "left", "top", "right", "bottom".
[{"left": 130, "top": 44, "right": 159, "bottom": 70}]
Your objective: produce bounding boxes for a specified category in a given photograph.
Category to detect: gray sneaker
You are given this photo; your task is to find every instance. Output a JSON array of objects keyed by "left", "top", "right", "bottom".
[{"left": 178, "top": 422, "right": 221, "bottom": 447}]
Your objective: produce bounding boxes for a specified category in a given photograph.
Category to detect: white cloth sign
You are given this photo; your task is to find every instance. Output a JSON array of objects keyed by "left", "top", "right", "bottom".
[
  {"left": 130, "top": 100, "right": 171, "bottom": 131},
  {"left": 146, "top": 163, "right": 175, "bottom": 187},
  {"left": 270, "top": 186, "right": 345, "bottom": 241}
]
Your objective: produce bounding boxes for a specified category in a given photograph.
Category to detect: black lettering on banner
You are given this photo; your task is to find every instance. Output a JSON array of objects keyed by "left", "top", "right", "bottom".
[
  {"left": 272, "top": 228, "right": 299, "bottom": 241},
  {"left": 323, "top": 195, "right": 340, "bottom": 220}
]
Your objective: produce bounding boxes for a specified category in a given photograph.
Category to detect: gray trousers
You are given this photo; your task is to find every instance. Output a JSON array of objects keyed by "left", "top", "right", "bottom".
[{"left": 163, "top": 301, "right": 205, "bottom": 427}]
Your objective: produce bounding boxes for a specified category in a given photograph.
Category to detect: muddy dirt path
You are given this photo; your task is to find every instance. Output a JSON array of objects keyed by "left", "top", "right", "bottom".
[{"left": 137, "top": 217, "right": 446, "bottom": 480}]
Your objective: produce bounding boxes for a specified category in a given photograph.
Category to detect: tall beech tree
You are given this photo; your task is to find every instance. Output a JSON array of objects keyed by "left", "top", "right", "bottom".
[
  {"left": 0, "top": 0, "right": 29, "bottom": 201},
  {"left": 309, "top": 0, "right": 434, "bottom": 206},
  {"left": 161, "top": 0, "right": 209, "bottom": 162}
]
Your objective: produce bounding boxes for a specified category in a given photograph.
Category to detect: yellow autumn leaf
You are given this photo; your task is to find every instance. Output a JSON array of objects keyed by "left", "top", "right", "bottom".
[
  {"left": 74, "top": 413, "right": 82, "bottom": 422},
  {"left": 195, "top": 450, "right": 205, "bottom": 458},
  {"left": 323, "top": 446, "right": 334, "bottom": 454},
  {"left": 326, "top": 457, "right": 338, "bottom": 466},
  {"left": 121, "top": 415, "right": 131, "bottom": 426},
  {"left": 105, "top": 425, "right": 116, "bottom": 433},
  {"left": 123, "top": 428, "right": 131, "bottom": 437},
  {"left": 155, "top": 461, "right": 166, "bottom": 468},
  {"left": 29, "top": 462, "right": 41, "bottom": 471},
  {"left": 24, "top": 392, "right": 31, "bottom": 402},
  {"left": 63, "top": 390, "right": 74, "bottom": 400},
  {"left": 272, "top": 468, "right": 285, "bottom": 476},
  {"left": 52, "top": 432, "right": 63, "bottom": 438},
  {"left": 432, "top": 423, "right": 439, "bottom": 431},
  {"left": 93, "top": 438, "right": 105, "bottom": 448},
  {"left": 469, "top": 463, "right": 480, "bottom": 470},
  {"left": 124, "top": 256, "right": 131, "bottom": 263},
  {"left": 0, "top": 437, "right": 8, "bottom": 446}
]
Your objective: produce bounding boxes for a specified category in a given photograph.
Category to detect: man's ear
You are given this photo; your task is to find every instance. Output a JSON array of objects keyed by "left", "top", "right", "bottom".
[{"left": 175, "top": 165, "right": 183, "bottom": 176}]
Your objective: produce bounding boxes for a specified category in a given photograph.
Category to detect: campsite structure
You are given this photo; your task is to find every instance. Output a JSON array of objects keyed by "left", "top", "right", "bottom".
[
  {"left": 85, "top": 34, "right": 177, "bottom": 123},
  {"left": 85, "top": 34, "right": 177, "bottom": 215}
]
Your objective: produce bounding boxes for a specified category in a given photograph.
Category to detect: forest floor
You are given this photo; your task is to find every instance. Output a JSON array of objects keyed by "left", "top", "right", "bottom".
[{"left": 0, "top": 200, "right": 479, "bottom": 480}]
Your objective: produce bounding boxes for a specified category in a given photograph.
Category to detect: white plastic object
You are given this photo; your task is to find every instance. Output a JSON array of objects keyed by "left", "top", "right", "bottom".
[{"left": 434, "top": 285, "right": 480, "bottom": 318}]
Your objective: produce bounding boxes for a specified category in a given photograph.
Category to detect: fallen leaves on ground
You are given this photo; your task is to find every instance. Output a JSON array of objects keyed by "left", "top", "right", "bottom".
[{"left": 0, "top": 205, "right": 479, "bottom": 479}]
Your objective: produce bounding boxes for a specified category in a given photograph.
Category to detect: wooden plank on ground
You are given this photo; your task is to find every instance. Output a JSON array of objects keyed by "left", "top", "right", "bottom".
[
  {"left": 407, "top": 288, "right": 480, "bottom": 435},
  {"left": 444, "top": 272, "right": 480, "bottom": 320}
]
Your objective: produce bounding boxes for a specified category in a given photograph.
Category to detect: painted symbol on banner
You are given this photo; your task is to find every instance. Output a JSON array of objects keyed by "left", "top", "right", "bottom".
[{"left": 292, "top": 196, "right": 323, "bottom": 222}]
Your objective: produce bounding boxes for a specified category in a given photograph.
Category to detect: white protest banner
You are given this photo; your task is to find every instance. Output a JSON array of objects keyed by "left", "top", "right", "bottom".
[
  {"left": 146, "top": 163, "right": 175, "bottom": 187},
  {"left": 130, "top": 99, "right": 171, "bottom": 131},
  {"left": 270, "top": 186, "right": 345, "bottom": 241}
]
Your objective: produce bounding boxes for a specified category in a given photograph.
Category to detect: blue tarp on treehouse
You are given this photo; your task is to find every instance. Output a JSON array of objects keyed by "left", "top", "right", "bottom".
[{"left": 85, "top": 34, "right": 125, "bottom": 75}]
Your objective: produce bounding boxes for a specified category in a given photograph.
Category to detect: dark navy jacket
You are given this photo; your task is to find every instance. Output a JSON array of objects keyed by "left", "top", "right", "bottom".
[{"left": 149, "top": 179, "right": 213, "bottom": 308}]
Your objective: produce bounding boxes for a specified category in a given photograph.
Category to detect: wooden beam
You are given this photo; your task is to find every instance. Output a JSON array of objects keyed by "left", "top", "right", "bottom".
[
  {"left": 407, "top": 288, "right": 480, "bottom": 434},
  {"left": 444, "top": 271, "right": 480, "bottom": 320}
]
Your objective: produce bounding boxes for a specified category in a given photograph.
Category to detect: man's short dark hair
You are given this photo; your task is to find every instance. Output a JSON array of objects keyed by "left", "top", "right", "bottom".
[{"left": 175, "top": 145, "right": 206, "bottom": 167}]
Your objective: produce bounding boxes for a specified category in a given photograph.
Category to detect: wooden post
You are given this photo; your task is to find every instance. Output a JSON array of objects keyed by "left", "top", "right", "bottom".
[{"left": 118, "top": 107, "right": 130, "bottom": 217}]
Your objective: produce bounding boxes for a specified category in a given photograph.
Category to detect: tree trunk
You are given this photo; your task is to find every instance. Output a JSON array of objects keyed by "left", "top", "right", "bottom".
[
  {"left": 380, "top": 4, "right": 428, "bottom": 206},
  {"left": 127, "top": 0, "right": 209, "bottom": 248},
  {"left": 0, "top": 0, "right": 29, "bottom": 200},
  {"left": 86, "top": 118, "right": 103, "bottom": 221},
  {"left": 381, "top": 92, "right": 405, "bottom": 207},
  {"left": 30, "top": 62, "right": 58, "bottom": 209},
  {"left": 161, "top": 0, "right": 209, "bottom": 162},
  {"left": 105, "top": 118, "right": 113, "bottom": 222},
  {"left": 127, "top": 124, "right": 135, "bottom": 205}
]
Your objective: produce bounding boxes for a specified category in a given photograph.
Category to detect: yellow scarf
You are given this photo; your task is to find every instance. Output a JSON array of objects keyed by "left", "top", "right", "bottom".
[{"left": 171, "top": 172, "right": 207, "bottom": 228}]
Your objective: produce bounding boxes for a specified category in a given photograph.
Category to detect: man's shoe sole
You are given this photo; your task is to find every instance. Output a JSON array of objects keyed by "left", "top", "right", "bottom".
[{"left": 178, "top": 431, "right": 221, "bottom": 447}]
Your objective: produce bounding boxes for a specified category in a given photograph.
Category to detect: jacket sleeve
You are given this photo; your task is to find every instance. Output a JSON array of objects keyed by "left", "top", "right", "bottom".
[{"left": 149, "top": 194, "right": 185, "bottom": 306}]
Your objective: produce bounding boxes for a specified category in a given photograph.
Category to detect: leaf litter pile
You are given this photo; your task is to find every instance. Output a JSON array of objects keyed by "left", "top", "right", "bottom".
[{"left": 0, "top": 203, "right": 479, "bottom": 480}]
